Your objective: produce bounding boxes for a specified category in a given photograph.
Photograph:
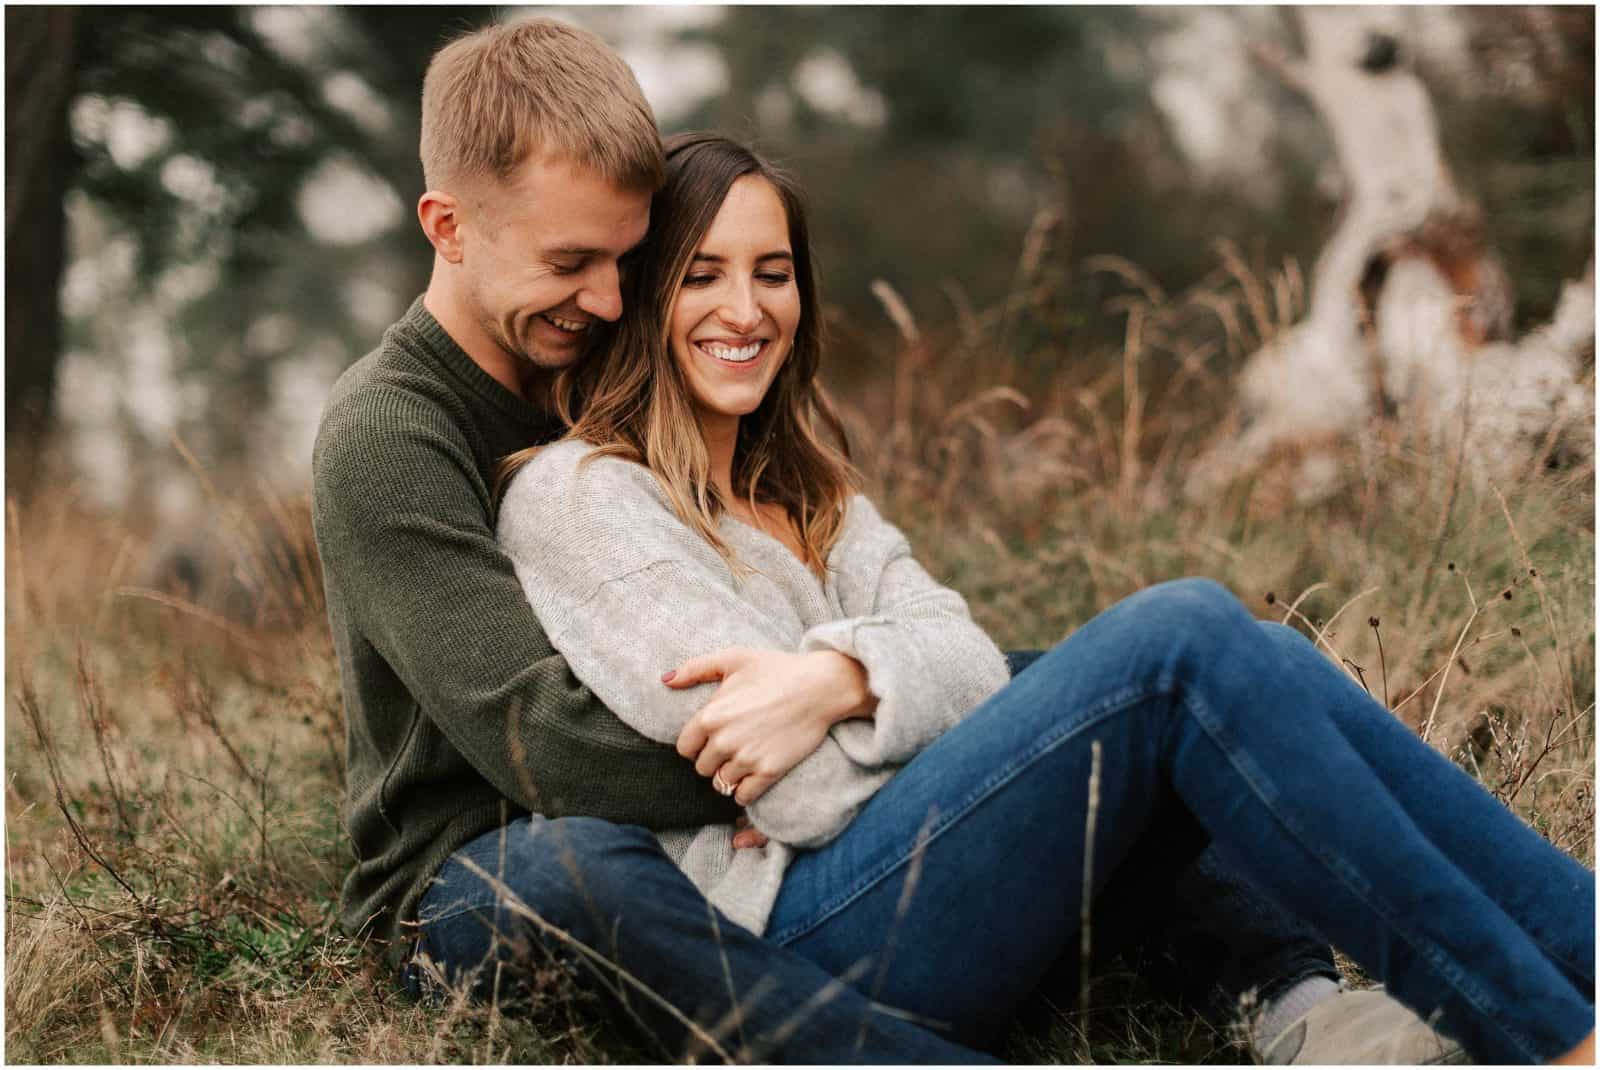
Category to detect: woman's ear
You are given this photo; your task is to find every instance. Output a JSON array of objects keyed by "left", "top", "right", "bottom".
[{"left": 418, "top": 190, "right": 464, "bottom": 263}]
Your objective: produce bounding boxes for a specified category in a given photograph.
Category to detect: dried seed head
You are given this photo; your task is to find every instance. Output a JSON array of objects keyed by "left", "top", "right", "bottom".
[
  {"left": 1368, "top": 616, "right": 1380, "bottom": 628},
  {"left": 1511, "top": 626, "right": 1522, "bottom": 638},
  {"left": 1502, "top": 589, "right": 1513, "bottom": 601},
  {"left": 1528, "top": 567, "right": 1538, "bottom": 577},
  {"left": 1447, "top": 562, "right": 1456, "bottom": 571},
  {"left": 1265, "top": 591, "right": 1276, "bottom": 605}
]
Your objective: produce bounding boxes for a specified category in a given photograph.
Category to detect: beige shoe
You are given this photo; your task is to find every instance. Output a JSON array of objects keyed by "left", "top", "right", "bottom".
[{"left": 1261, "top": 987, "right": 1468, "bottom": 1065}]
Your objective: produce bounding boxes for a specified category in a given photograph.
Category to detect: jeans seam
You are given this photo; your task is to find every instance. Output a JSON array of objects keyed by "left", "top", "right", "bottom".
[
  {"left": 769, "top": 680, "right": 1157, "bottom": 946},
  {"left": 1181, "top": 687, "right": 1546, "bottom": 1063}
]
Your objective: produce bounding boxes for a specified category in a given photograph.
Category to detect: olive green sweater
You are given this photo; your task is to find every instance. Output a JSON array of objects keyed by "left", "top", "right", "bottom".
[{"left": 311, "top": 298, "right": 738, "bottom": 963}]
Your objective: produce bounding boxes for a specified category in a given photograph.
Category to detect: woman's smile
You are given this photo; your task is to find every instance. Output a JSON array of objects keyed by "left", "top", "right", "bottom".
[{"left": 694, "top": 336, "right": 770, "bottom": 369}]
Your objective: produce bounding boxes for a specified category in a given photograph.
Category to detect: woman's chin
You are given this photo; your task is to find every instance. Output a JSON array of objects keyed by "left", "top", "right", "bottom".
[{"left": 696, "top": 393, "right": 767, "bottom": 423}]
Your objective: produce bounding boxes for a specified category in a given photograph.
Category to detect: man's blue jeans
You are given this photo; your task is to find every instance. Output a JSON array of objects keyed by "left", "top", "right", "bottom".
[{"left": 411, "top": 579, "right": 1594, "bottom": 1062}]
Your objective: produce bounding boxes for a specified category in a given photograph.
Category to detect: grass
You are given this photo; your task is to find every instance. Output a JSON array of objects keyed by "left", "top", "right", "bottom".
[{"left": 6, "top": 253, "right": 1593, "bottom": 1062}]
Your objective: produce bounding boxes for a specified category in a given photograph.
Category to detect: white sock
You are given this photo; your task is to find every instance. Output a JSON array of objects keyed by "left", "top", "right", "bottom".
[{"left": 1254, "top": 975, "right": 1342, "bottom": 1051}]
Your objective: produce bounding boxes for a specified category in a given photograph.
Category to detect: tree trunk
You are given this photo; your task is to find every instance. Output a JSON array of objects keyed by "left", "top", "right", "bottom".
[
  {"left": 6, "top": 6, "right": 79, "bottom": 475},
  {"left": 1184, "top": 8, "right": 1577, "bottom": 505}
]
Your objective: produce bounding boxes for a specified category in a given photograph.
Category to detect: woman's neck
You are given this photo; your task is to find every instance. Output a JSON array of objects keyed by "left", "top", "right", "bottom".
[{"left": 701, "top": 412, "right": 740, "bottom": 503}]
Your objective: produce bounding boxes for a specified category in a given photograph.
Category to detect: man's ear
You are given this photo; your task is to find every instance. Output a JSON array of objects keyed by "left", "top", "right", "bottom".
[{"left": 418, "top": 190, "right": 464, "bottom": 263}]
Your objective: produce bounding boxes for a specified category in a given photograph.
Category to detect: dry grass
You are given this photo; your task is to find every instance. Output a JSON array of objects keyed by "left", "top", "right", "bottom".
[{"left": 6, "top": 253, "right": 1592, "bottom": 1062}]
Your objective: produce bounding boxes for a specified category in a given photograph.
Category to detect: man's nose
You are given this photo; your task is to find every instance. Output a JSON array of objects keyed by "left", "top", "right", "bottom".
[{"left": 577, "top": 262, "right": 623, "bottom": 322}]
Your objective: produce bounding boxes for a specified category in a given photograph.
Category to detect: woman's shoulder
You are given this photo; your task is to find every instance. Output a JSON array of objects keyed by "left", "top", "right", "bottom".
[
  {"left": 499, "top": 438, "right": 668, "bottom": 524},
  {"left": 837, "top": 493, "right": 900, "bottom": 540},
  {"left": 828, "top": 493, "right": 909, "bottom": 565}
]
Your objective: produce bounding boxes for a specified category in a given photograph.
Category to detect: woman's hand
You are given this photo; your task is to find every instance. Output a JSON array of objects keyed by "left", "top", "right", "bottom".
[
  {"left": 668, "top": 647, "right": 876, "bottom": 806},
  {"left": 733, "top": 814, "right": 768, "bottom": 850}
]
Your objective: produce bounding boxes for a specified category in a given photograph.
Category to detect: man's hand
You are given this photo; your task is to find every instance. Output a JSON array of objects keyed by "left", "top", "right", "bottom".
[{"left": 667, "top": 647, "right": 877, "bottom": 807}]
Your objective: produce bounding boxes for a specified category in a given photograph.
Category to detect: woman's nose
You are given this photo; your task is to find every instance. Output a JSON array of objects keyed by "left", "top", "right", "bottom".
[{"left": 717, "top": 286, "right": 762, "bottom": 332}]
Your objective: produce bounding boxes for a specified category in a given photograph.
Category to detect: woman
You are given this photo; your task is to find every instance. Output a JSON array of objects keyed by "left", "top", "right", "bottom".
[{"left": 496, "top": 132, "right": 1595, "bottom": 1063}]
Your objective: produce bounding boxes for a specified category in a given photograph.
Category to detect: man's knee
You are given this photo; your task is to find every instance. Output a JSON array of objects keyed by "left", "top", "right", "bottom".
[
  {"left": 494, "top": 816, "right": 669, "bottom": 927},
  {"left": 424, "top": 817, "right": 662, "bottom": 931},
  {"left": 416, "top": 817, "right": 675, "bottom": 989}
]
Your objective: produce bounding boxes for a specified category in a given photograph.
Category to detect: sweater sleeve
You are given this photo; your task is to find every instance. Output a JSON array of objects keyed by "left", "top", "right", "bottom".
[
  {"left": 311, "top": 391, "right": 735, "bottom": 827},
  {"left": 800, "top": 495, "right": 1010, "bottom": 767},
  {"left": 497, "top": 441, "right": 887, "bottom": 847}
]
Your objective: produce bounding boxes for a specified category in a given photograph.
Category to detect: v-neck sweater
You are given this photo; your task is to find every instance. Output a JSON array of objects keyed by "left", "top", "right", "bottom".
[{"left": 497, "top": 438, "right": 1011, "bottom": 934}]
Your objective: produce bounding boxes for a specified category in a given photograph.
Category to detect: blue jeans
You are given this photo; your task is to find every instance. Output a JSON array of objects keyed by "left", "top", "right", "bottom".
[
  {"left": 410, "top": 579, "right": 1593, "bottom": 1061},
  {"left": 764, "top": 579, "right": 1595, "bottom": 1062}
]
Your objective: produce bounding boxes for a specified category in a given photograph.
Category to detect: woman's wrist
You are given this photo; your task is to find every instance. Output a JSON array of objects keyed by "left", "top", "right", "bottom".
[{"left": 808, "top": 650, "right": 878, "bottom": 724}]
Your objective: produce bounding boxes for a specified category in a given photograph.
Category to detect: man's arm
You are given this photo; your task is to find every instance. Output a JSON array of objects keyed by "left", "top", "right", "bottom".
[{"left": 312, "top": 389, "right": 736, "bottom": 827}]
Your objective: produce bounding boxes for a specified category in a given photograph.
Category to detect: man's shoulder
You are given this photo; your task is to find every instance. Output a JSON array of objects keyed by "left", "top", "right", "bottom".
[
  {"left": 318, "top": 332, "right": 465, "bottom": 451},
  {"left": 312, "top": 330, "right": 481, "bottom": 515}
]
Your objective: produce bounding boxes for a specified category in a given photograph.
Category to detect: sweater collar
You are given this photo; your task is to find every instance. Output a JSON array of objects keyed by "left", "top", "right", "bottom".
[{"left": 397, "top": 296, "right": 552, "bottom": 431}]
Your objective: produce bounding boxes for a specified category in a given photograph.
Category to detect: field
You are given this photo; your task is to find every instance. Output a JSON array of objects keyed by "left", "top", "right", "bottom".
[{"left": 6, "top": 263, "right": 1594, "bottom": 1062}]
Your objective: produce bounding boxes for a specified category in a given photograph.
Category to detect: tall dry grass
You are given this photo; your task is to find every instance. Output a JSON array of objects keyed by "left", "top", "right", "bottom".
[{"left": 6, "top": 250, "right": 1593, "bottom": 1062}]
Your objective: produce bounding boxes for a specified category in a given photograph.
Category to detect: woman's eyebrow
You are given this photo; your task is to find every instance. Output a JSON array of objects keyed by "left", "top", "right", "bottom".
[{"left": 690, "top": 250, "right": 794, "bottom": 264}]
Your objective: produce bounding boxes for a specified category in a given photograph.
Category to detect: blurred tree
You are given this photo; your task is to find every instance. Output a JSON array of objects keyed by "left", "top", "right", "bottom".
[
  {"left": 7, "top": 7, "right": 80, "bottom": 467},
  {"left": 670, "top": 8, "right": 1150, "bottom": 326},
  {"left": 7, "top": 5, "right": 1590, "bottom": 495},
  {"left": 6, "top": 6, "right": 491, "bottom": 471}
]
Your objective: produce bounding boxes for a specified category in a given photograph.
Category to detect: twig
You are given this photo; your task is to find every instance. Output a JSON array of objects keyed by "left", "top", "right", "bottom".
[
  {"left": 1312, "top": 585, "right": 1380, "bottom": 653},
  {"left": 1370, "top": 617, "right": 1390, "bottom": 710},
  {"left": 1421, "top": 571, "right": 1484, "bottom": 744},
  {"left": 77, "top": 644, "right": 136, "bottom": 842},
  {"left": 1280, "top": 583, "right": 1328, "bottom": 628},
  {"left": 17, "top": 681, "right": 145, "bottom": 910},
  {"left": 1078, "top": 740, "right": 1103, "bottom": 1063},
  {"left": 1341, "top": 659, "right": 1371, "bottom": 697},
  {"left": 1489, "top": 480, "right": 1577, "bottom": 725},
  {"left": 177, "top": 675, "right": 264, "bottom": 791},
  {"left": 857, "top": 806, "right": 938, "bottom": 1056},
  {"left": 113, "top": 586, "right": 275, "bottom": 659},
  {"left": 702, "top": 893, "right": 753, "bottom": 1062},
  {"left": 1418, "top": 389, "right": 1473, "bottom": 603}
]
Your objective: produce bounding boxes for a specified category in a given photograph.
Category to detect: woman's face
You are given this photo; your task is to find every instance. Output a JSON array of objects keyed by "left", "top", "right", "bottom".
[{"left": 668, "top": 175, "right": 801, "bottom": 428}]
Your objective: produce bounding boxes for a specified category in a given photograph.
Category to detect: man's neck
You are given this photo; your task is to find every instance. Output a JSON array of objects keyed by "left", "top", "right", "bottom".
[
  {"left": 422, "top": 274, "right": 528, "bottom": 402},
  {"left": 516, "top": 364, "right": 560, "bottom": 412}
]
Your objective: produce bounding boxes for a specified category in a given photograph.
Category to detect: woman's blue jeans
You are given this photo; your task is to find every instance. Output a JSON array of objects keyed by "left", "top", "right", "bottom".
[{"left": 764, "top": 578, "right": 1595, "bottom": 1062}]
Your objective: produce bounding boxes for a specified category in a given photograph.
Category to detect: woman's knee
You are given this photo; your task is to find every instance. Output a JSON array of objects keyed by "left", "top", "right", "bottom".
[
  {"left": 1256, "top": 618, "right": 1311, "bottom": 651},
  {"left": 1126, "top": 577, "right": 1257, "bottom": 646}
]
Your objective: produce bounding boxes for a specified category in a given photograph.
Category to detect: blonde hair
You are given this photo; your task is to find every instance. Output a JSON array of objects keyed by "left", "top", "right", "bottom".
[
  {"left": 498, "top": 133, "right": 859, "bottom": 575},
  {"left": 419, "top": 17, "right": 664, "bottom": 193}
]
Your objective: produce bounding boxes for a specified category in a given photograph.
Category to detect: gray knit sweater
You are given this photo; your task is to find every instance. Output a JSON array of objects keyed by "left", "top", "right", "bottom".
[{"left": 498, "top": 439, "right": 1010, "bottom": 934}]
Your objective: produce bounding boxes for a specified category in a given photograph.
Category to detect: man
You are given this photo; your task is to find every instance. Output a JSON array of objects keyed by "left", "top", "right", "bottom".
[{"left": 311, "top": 16, "right": 1458, "bottom": 1064}]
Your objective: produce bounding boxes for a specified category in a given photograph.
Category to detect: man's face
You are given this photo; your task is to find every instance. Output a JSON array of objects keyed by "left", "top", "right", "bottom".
[{"left": 456, "top": 154, "right": 651, "bottom": 373}]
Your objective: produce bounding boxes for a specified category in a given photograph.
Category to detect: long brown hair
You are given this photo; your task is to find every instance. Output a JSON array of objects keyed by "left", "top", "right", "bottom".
[{"left": 500, "top": 132, "right": 858, "bottom": 574}]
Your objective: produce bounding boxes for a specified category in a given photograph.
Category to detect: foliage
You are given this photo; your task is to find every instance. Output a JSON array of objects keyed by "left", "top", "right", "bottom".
[{"left": 16, "top": 6, "right": 1591, "bottom": 478}]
